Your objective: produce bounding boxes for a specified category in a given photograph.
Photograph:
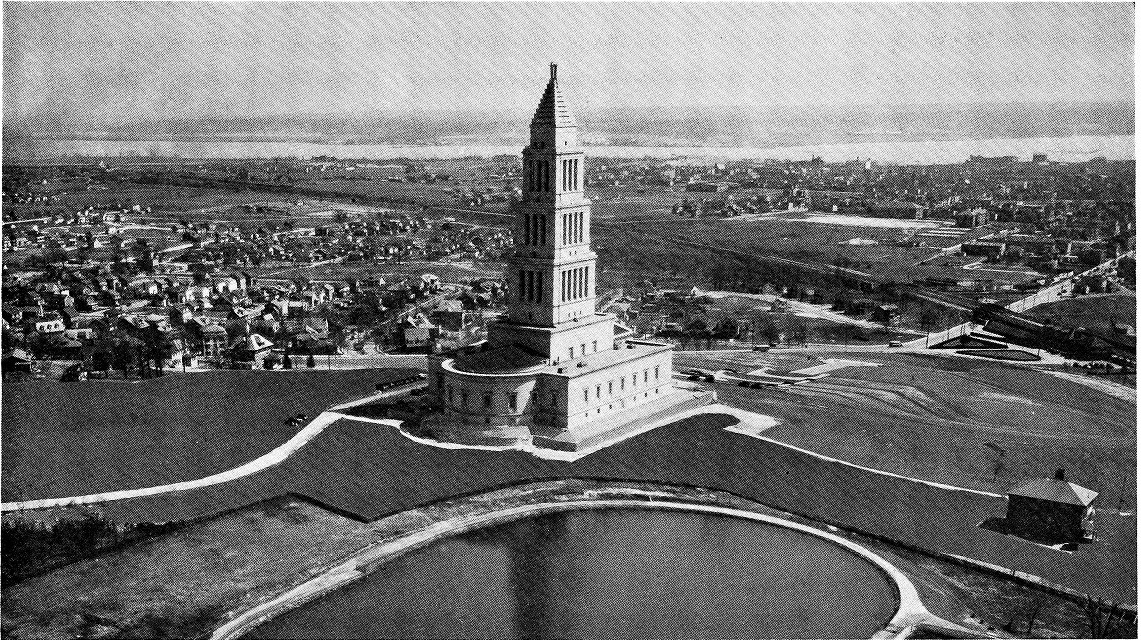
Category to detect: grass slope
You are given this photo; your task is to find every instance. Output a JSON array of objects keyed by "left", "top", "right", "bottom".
[
  {"left": 1027, "top": 293, "right": 1137, "bottom": 335},
  {"left": 1, "top": 369, "right": 416, "bottom": 502}
]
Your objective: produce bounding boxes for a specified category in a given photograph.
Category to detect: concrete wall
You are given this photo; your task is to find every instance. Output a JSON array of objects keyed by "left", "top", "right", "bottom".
[
  {"left": 563, "top": 347, "right": 674, "bottom": 430},
  {"left": 487, "top": 313, "right": 615, "bottom": 363}
]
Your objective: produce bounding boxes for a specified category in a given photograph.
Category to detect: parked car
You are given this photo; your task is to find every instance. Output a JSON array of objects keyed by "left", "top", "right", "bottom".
[{"left": 888, "top": 340, "right": 903, "bottom": 348}]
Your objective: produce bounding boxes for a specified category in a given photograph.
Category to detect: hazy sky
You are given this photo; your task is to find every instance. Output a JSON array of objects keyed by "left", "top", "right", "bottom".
[{"left": 3, "top": 2, "right": 1134, "bottom": 124}]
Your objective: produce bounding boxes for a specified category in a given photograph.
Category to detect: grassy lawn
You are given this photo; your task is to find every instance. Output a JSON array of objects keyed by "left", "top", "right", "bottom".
[
  {"left": 1027, "top": 293, "right": 1137, "bottom": 335},
  {"left": 714, "top": 353, "right": 1135, "bottom": 505},
  {"left": 0, "top": 496, "right": 376, "bottom": 640},
  {"left": 84, "top": 400, "right": 1135, "bottom": 604},
  {"left": 1, "top": 369, "right": 417, "bottom": 502},
  {"left": 4, "top": 356, "right": 1134, "bottom": 604},
  {"left": 265, "top": 259, "right": 499, "bottom": 284}
]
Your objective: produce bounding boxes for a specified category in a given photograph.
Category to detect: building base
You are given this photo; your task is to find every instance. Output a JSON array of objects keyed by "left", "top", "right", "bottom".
[
  {"left": 531, "top": 384, "right": 716, "bottom": 452},
  {"left": 420, "top": 383, "right": 715, "bottom": 454}
]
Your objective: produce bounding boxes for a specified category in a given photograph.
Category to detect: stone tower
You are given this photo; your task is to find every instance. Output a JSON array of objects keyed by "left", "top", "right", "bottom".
[
  {"left": 424, "top": 65, "right": 710, "bottom": 452},
  {"left": 487, "top": 62, "right": 614, "bottom": 364}
]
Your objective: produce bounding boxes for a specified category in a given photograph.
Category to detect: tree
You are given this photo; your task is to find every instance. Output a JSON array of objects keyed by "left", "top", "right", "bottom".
[
  {"left": 112, "top": 338, "right": 139, "bottom": 378},
  {"left": 1023, "top": 593, "right": 1045, "bottom": 637},
  {"left": 784, "top": 315, "right": 808, "bottom": 346},
  {"left": 307, "top": 352, "right": 316, "bottom": 368},
  {"left": 282, "top": 352, "right": 293, "bottom": 369},
  {"left": 684, "top": 318, "right": 708, "bottom": 335},
  {"left": 1085, "top": 596, "right": 1128, "bottom": 638},
  {"left": 757, "top": 315, "right": 780, "bottom": 345},
  {"left": 713, "top": 317, "right": 740, "bottom": 340}
]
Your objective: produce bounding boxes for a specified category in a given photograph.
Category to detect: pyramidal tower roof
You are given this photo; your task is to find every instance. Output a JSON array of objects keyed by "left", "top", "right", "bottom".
[{"left": 531, "top": 63, "right": 577, "bottom": 128}]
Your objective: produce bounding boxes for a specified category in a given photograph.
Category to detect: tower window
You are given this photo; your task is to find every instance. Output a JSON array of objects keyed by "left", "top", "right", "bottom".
[
  {"left": 509, "top": 392, "right": 518, "bottom": 411},
  {"left": 483, "top": 392, "right": 492, "bottom": 409}
]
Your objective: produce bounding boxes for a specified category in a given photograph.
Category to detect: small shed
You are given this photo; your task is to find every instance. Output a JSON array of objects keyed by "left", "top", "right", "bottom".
[
  {"left": 2, "top": 349, "right": 34, "bottom": 376},
  {"left": 1006, "top": 469, "right": 1098, "bottom": 542}
]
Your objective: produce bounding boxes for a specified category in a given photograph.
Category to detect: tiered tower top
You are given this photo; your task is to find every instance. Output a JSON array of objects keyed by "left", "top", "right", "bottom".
[
  {"left": 531, "top": 63, "right": 577, "bottom": 129},
  {"left": 528, "top": 63, "right": 579, "bottom": 152},
  {"left": 501, "top": 64, "right": 598, "bottom": 332}
]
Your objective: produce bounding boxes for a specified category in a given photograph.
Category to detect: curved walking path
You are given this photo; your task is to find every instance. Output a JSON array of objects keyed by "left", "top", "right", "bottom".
[
  {"left": 212, "top": 496, "right": 973, "bottom": 640},
  {"left": 2, "top": 397, "right": 999, "bottom": 511},
  {"left": 0, "top": 389, "right": 409, "bottom": 513}
]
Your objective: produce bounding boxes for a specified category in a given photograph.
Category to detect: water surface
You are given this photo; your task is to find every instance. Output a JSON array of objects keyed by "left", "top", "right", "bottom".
[{"left": 250, "top": 508, "right": 897, "bottom": 639}]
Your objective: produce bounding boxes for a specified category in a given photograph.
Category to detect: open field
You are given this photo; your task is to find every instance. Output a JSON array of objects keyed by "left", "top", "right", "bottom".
[
  {"left": 0, "top": 370, "right": 418, "bottom": 502},
  {"left": 1027, "top": 293, "right": 1137, "bottom": 334},
  {"left": 689, "top": 351, "right": 1135, "bottom": 502},
  {"left": 596, "top": 216, "right": 1040, "bottom": 289},
  {"left": 1, "top": 495, "right": 376, "bottom": 639},
  {"left": 4, "top": 355, "right": 1135, "bottom": 603},
  {"left": 261, "top": 259, "right": 499, "bottom": 284},
  {"left": 40, "top": 393, "right": 1126, "bottom": 603}
]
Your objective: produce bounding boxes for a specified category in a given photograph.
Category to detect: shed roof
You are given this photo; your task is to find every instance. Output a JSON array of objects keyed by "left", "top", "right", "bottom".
[{"left": 1008, "top": 477, "right": 1099, "bottom": 506}]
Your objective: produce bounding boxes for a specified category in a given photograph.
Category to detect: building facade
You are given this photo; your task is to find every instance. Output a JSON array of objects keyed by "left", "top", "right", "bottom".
[{"left": 426, "top": 65, "right": 709, "bottom": 451}]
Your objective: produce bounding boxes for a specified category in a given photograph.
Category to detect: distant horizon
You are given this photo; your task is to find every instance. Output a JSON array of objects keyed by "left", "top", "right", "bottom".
[{"left": 4, "top": 2, "right": 1133, "bottom": 127}]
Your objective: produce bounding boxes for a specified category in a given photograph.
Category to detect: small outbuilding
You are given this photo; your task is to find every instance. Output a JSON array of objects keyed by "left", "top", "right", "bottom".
[
  {"left": 1005, "top": 469, "right": 1098, "bottom": 543},
  {"left": 2, "top": 349, "right": 34, "bottom": 377}
]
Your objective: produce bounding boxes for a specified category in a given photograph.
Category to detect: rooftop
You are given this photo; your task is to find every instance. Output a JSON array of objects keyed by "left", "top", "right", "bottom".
[{"left": 1008, "top": 476, "right": 1099, "bottom": 506}]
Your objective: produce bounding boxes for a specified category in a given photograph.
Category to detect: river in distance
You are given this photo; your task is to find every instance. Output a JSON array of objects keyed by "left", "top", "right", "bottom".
[
  {"left": 13, "top": 133, "right": 1134, "bottom": 165},
  {"left": 248, "top": 508, "right": 898, "bottom": 640}
]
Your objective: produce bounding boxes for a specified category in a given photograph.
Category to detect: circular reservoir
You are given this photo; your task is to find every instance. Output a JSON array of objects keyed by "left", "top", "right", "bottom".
[{"left": 250, "top": 509, "right": 899, "bottom": 639}]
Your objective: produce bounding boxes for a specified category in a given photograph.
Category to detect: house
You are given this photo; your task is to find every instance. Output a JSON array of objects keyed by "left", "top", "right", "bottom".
[
  {"left": 229, "top": 333, "right": 274, "bottom": 369},
  {"left": 29, "top": 314, "right": 65, "bottom": 335},
  {"left": 1005, "top": 469, "right": 1098, "bottom": 542},
  {"left": 48, "top": 333, "right": 84, "bottom": 359},
  {"left": 201, "top": 323, "right": 228, "bottom": 360},
  {"left": 872, "top": 304, "right": 900, "bottom": 325},
  {"left": 962, "top": 241, "right": 1006, "bottom": 259},
  {"left": 402, "top": 327, "right": 433, "bottom": 351},
  {"left": 431, "top": 299, "right": 467, "bottom": 332},
  {"left": 2, "top": 349, "right": 34, "bottom": 377}
]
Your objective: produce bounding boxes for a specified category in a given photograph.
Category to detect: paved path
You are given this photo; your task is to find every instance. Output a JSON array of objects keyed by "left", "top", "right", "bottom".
[
  {"left": 0, "top": 388, "right": 409, "bottom": 512},
  {"left": 4, "top": 396, "right": 1003, "bottom": 512}
]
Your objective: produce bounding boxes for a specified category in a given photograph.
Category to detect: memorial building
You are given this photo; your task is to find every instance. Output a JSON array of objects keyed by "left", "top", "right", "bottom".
[{"left": 425, "top": 64, "right": 711, "bottom": 451}]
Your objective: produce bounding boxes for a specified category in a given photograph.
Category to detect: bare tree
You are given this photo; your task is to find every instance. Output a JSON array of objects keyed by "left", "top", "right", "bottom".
[
  {"left": 1085, "top": 596, "right": 1129, "bottom": 638},
  {"left": 1024, "top": 593, "right": 1045, "bottom": 637}
]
